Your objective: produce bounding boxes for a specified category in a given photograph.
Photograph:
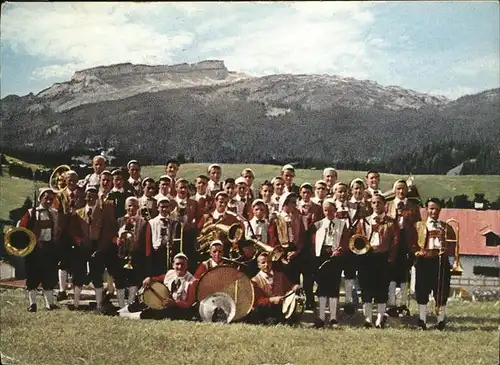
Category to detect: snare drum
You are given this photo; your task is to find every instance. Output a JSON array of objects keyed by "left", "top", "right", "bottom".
[{"left": 139, "top": 282, "right": 171, "bottom": 310}]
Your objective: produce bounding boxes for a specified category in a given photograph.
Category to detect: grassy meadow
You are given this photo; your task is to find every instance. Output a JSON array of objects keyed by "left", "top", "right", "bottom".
[{"left": 0, "top": 288, "right": 498, "bottom": 365}]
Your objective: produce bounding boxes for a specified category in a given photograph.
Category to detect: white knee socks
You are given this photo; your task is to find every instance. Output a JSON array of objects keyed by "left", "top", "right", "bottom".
[
  {"left": 95, "top": 288, "right": 103, "bottom": 309},
  {"left": 419, "top": 304, "right": 427, "bottom": 323},
  {"left": 319, "top": 296, "right": 327, "bottom": 321},
  {"left": 128, "top": 286, "right": 138, "bottom": 305},
  {"left": 43, "top": 290, "right": 54, "bottom": 308},
  {"left": 388, "top": 281, "right": 397, "bottom": 306},
  {"left": 58, "top": 269, "right": 68, "bottom": 292},
  {"left": 329, "top": 298, "right": 338, "bottom": 321},
  {"left": 400, "top": 282, "right": 408, "bottom": 306},
  {"left": 363, "top": 303, "right": 373, "bottom": 322},
  {"left": 376, "top": 303, "right": 386, "bottom": 324},
  {"left": 74, "top": 286, "right": 82, "bottom": 308},
  {"left": 28, "top": 290, "right": 37, "bottom": 306},
  {"left": 437, "top": 306, "right": 446, "bottom": 322},
  {"left": 344, "top": 279, "right": 354, "bottom": 303},
  {"left": 117, "top": 289, "right": 126, "bottom": 308}
]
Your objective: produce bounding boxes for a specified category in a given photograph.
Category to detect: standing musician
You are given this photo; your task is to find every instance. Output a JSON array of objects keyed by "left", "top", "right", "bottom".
[
  {"left": 98, "top": 170, "right": 113, "bottom": 203},
  {"left": 145, "top": 197, "right": 178, "bottom": 277},
  {"left": 113, "top": 196, "right": 152, "bottom": 308},
  {"left": 269, "top": 192, "right": 304, "bottom": 287},
  {"left": 312, "top": 180, "right": 328, "bottom": 207},
  {"left": 19, "top": 187, "right": 60, "bottom": 312},
  {"left": 138, "top": 177, "right": 158, "bottom": 220},
  {"left": 194, "top": 240, "right": 224, "bottom": 279},
  {"left": 249, "top": 252, "right": 300, "bottom": 325},
  {"left": 358, "top": 194, "right": 398, "bottom": 328},
  {"left": 69, "top": 186, "right": 116, "bottom": 312},
  {"left": 126, "top": 160, "right": 143, "bottom": 197},
  {"left": 386, "top": 179, "right": 421, "bottom": 316},
  {"left": 414, "top": 198, "right": 455, "bottom": 331},
  {"left": 259, "top": 181, "right": 274, "bottom": 217},
  {"left": 155, "top": 175, "right": 174, "bottom": 202},
  {"left": 84, "top": 155, "right": 107, "bottom": 189},
  {"left": 108, "top": 169, "right": 135, "bottom": 221},
  {"left": 281, "top": 164, "right": 300, "bottom": 194},
  {"left": 244, "top": 199, "right": 272, "bottom": 244},
  {"left": 270, "top": 177, "right": 285, "bottom": 215},
  {"left": 224, "top": 178, "right": 245, "bottom": 217},
  {"left": 164, "top": 159, "right": 180, "bottom": 196},
  {"left": 172, "top": 178, "right": 200, "bottom": 273},
  {"left": 193, "top": 175, "right": 214, "bottom": 216},
  {"left": 344, "top": 178, "right": 372, "bottom": 313},
  {"left": 297, "top": 182, "right": 322, "bottom": 309},
  {"left": 234, "top": 177, "right": 253, "bottom": 218},
  {"left": 55, "top": 170, "right": 85, "bottom": 301},
  {"left": 310, "top": 199, "right": 350, "bottom": 327},
  {"left": 207, "top": 164, "right": 223, "bottom": 197},
  {"left": 323, "top": 168, "right": 338, "bottom": 198},
  {"left": 365, "top": 170, "right": 382, "bottom": 200},
  {"left": 334, "top": 182, "right": 350, "bottom": 223},
  {"left": 241, "top": 168, "right": 257, "bottom": 201},
  {"left": 140, "top": 253, "right": 196, "bottom": 320}
]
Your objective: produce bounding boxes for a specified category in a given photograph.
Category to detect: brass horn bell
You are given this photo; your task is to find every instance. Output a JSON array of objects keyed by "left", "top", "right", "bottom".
[
  {"left": 4, "top": 227, "right": 37, "bottom": 257},
  {"left": 349, "top": 234, "right": 371, "bottom": 255},
  {"left": 49, "top": 164, "right": 71, "bottom": 194}
]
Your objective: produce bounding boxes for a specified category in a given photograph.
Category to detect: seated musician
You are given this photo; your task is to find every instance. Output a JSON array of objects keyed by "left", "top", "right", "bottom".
[
  {"left": 207, "top": 164, "right": 223, "bottom": 197},
  {"left": 414, "top": 198, "right": 455, "bottom": 331},
  {"left": 194, "top": 240, "right": 224, "bottom": 279},
  {"left": 250, "top": 252, "right": 300, "bottom": 325},
  {"left": 358, "top": 194, "right": 398, "bottom": 328},
  {"left": 322, "top": 168, "right": 338, "bottom": 198},
  {"left": 19, "top": 187, "right": 60, "bottom": 312},
  {"left": 386, "top": 179, "right": 421, "bottom": 316},
  {"left": 310, "top": 199, "right": 350, "bottom": 328},
  {"left": 140, "top": 253, "right": 196, "bottom": 320}
]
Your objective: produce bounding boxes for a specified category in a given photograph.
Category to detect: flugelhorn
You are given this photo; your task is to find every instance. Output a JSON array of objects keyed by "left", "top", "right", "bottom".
[{"left": 118, "top": 219, "right": 136, "bottom": 270}]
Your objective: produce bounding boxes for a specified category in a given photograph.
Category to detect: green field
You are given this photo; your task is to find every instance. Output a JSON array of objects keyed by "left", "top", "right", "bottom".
[
  {"left": 0, "top": 288, "right": 498, "bottom": 365},
  {"left": 2, "top": 163, "right": 499, "bottom": 223}
]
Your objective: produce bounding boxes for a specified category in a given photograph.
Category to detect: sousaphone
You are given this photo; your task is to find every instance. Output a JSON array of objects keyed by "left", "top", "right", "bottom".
[{"left": 49, "top": 165, "right": 71, "bottom": 193}]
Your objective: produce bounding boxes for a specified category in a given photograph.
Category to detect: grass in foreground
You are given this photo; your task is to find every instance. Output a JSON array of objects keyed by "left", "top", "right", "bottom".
[{"left": 1, "top": 288, "right": 498, "bottom": 365}]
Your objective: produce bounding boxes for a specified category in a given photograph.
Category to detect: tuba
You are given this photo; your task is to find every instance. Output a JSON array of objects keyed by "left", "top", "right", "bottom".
[
  {"left": 49, "top": 165, "right": 71, "bottom": 194},
  {"left": 4, "top": 227, "right": 37, "bottom": 257},
  {"left": 197, "top": 222, "right": 244, "bottom": 253},
  {"left": 118, "top": 218, "right": 136, "bottom": 270},
  {"left": 249, "top": 238, "right": 285, "bottom": 262}
]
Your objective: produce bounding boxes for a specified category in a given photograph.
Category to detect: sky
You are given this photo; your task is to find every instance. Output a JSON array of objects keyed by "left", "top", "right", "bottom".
[{"left": 1, "top": 1, "right": 499, "bottom": 100}]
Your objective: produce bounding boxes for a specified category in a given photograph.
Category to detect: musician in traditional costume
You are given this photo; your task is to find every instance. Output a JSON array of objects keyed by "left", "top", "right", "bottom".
[
  {"left": 414, "top": 198, "right": 455, "bottom": 331},
  {"left": 244, "top": 199, "right": 272, "bottom": 244},
  {"left": 386, "top": 179, "right": 421, "bottom": 316},
  {"left": 297, "top": 183, "right": 322, "bottom": 309},
  {"left": 55, "top": 170, "right": 85, "bottom": 301},
  {"left": 19, "top": 188, "right": 60, "bottom": 312},
  {"left": 84, "top": 155, "right": 107, "bottom": 188},
  {"left": 126, "top": 160, "right": 143, "bottom": 197},
  {"left": 224, "top": 178, "right": 245, "bottom": 217},
  {"left": 358, "top": 194, "right": 398, "bottom": 328},
  {"left": 69, "top": 186, "right": 116, "bottom": 312},
  {"left": 269, "top": 192, "right": 304, "bottom": 286},
  {"left": 234, "top": 177, "right": 252, "bottom": 218},
  {"left": 322, "top": 168, "right": 338, "bottom": 198},
  {"left": 310, "top": 199, "right": 350, "bottom": 327},
  {"left": 138, "top": 177, "right": 158, "bottom": 220},
  {"left": 281, "top": 164, "right": 300, "bottom": 194},
  {"left": 241, "top": 168, "right": 257, "bottom": 201},
  {"left": 270, "top": 176, "right": 285, "bottom": 215},
  {"left": 98, "top": 170, "right": 113, "bottom": 203},
  {"left": 365, "top": 170, "right": 382, "bottom": 199},
  {"left": 143, "top": 197, "right": 179, "bottom": 277},
  {"left": 207, "top": 163, "right": 223, "bottom": 197},
  {"left": 334, "top": 182, "right": 350, "bottom": 224},
  {"left": 194, "top": 240, "right": 224, "bottom": 279},
  {"left": 108, "top": 169, "right": 134, "bottom": 220},
  {"left": 258, "top": 181, "right": 274, "bottom": 217},
  {"left": 312, "top": 180, "right": 328, "bottom": 207},
  {"left": 250, "top": 252, "right": 299, "bottom": 325},
  {"left": 193, "top": 175, "right": 214, "bottom": 216},
  {"left": 113, "top": 197, "right": 152, "bottom": 308},
  {"left": 155, "top": 175, "right": 174, "bottom": 202},
  {"left": 171, "top": 178, "right": 200, "bottom": 272},
  {"left": 164, "top": 159, "right": 180, "bottom": 196},
  {"left": 140, "top": 253, "right": 196, "bottom": 320}
]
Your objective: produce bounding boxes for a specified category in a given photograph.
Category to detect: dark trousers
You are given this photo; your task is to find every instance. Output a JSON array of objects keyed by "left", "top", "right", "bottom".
[
  {"left": 415, "top": 256, "right": 451, "bottom": 306},
  {"left": 342, "top": 250, "right": 359, "bottom": 280},
  {"left": 389, "top": 229, "right": 413, "bottom": 285},
  {"left": 25, "top": 242, "right": 58, "bottom": 290},
  {"left": 358, "top": 252, "right": 390, "bottom": 303},
  {"left": 282, "top": 249, "right": 315, "bottom": 304},
  {"left": 70, "top": 245, "right": 90, "bottom": 287},
  {"left": 151, "top": 246, "right": 168, "bottom": 278},
  {"left": 316, "top": 253, "right": 343, "bottom": 298},
  {"left": 112, "top": 254, "right": 145, "bottom": 289},
  {"left": 88, "top": 247, "right": 115, "bottom": 289},
  {"left": 57, "top": 236, "right": 74, "bottom": 272},
  {"left": 247, "top": 304, "right": 285, "bottom": 325},
  {"left": 140, "top": 305, "right": 196, "bottom": 320}
]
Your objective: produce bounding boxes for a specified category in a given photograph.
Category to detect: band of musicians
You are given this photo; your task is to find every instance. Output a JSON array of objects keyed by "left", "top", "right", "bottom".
[{"left": 8, "top": 155, "right": 464, "bottom": 331}]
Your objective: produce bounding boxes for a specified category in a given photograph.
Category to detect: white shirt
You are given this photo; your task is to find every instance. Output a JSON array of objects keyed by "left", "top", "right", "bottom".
[
  {"left": 149, "top": 215, "right": 172, "bottom": 250},
  {"left": 207, "top": 180, "right": 223, "bottom": 194},
  {"left": 111, "top": 187, "right": 125, "bottom": 193},
  {"left": 194, "top": 192, "right": 208, "bottom": 202},
  {"left": 313, "top": 217, "right": 345, "bottom": 256},
  {"left": 270, "top": 194, "right": 281, "bottom": 214},
  {"left": 85, "top": 173, "right": 100, "bottom": 188},
  {"left": 366, "top": 213, "right": 386, "bottom": 248},
  {"left": 426, "top": 217, "right": 442, "bottom": 249},
  {"left": 227, "top": 198, "right": 245, "bottom": 216},
  {"left": 35, "top": 205, "right": 58, "bottom": 242},
  {"left": 245, "top": 217, "right": 269, "bottom": 243},
  {"left": 163, "top": 270, "right": 194, "bottom": 302},
  {"left": 84, "top": 204, "right": 96, "bottom": 218},
  {"left": 155, "top": 193, "right": 173, "bottom": 201},
  {"left": 212, "top": 210, "right": 225, "bottom": 220},
  {"left": 139, "top": 195, "right": 155, "bottom": 210},
  {"left": 257, "top": 270, "right": 274, "bottom": 286}
]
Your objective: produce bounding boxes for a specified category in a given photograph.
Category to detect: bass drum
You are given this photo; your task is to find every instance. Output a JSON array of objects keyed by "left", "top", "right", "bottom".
[
  {"left": 138, "top": 282, "right": 171, "bottom": 310},
  {"left": 196, "top": 265, "right": 254, "bottom": 322}
]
